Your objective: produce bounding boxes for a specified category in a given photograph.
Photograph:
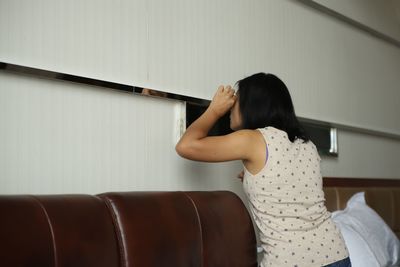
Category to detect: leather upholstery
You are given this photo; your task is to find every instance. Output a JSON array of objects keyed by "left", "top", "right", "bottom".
[
  {"left": 0, "top": 196, "right": 55, "bottom": 267},
  {"left": 323, "top": 187, "right": 400, "bottom": 238},
  {"left": 99, "top": 192, "right": 202, "bottom": 267},
  {"left": 34, "top": 195, "right": 120, "bottom": 267},
  {"left": 185, "top": 191, "right": 258, "bottom": 267},
  {"left": 0, "top": 191, "right": 257, "bottom": 267}
]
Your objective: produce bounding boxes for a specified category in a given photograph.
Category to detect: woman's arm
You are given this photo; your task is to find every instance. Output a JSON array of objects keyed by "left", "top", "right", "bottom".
[{"left": 175, "top": 85, "right": 254, "bottom": 162}]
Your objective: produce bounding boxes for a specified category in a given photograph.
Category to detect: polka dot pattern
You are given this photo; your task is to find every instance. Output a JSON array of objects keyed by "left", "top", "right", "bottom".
[{"left": 243, "top": 127, "right": 349, "bottom": 267}]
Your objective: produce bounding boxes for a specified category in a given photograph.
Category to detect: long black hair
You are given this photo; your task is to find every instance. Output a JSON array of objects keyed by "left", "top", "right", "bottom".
[{"left": 236, "top": 73, "right": 309, "bottom": 143}]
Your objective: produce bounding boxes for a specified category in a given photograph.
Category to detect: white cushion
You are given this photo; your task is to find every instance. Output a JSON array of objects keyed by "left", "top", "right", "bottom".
[{"left": 331, "top": 192, "right": 400, "bottom": 267}]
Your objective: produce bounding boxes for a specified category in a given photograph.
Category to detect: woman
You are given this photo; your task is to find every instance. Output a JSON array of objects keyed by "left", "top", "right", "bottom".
[{"left": 175, "top": 73, "right": 350, "bottom": 267}]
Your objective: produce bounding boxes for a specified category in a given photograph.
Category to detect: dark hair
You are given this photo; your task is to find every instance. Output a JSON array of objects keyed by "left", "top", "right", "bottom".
[{"left": 236, "top": 72, "right": 309, "bottom": 143}]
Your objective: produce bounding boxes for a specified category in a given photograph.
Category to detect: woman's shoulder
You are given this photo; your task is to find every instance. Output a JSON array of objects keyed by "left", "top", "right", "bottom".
[
  {"left": 234, "top": 129, "right": 264, "bottom": 139},
  {"left": 262, "top": 126, "right": 289, "bottom": 140},
  {"left": 234, "top": 127, "right": 289, "bottom": 145},
  {"left": 235, "top": 128, "right": 263, "bottom": 134},
  {"left": 232, "top": 129, "right": 266, "bottom": 148}
]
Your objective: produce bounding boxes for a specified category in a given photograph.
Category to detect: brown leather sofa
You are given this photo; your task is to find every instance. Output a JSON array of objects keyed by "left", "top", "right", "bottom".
[{"left": 0, "top": 191, "right": 257, "bottom": 267}]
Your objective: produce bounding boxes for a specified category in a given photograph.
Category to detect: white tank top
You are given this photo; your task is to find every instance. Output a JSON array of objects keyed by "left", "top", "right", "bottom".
[{"left": 243, "top": 126, "right": 349, "bottom": 267}]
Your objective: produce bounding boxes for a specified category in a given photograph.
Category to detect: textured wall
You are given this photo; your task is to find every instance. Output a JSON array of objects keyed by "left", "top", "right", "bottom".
[
  {"left": 0, "top": 0, "right": 399, "bottom": 196},
  {"left": 1, "top": 0, "right": 399, "bottom": 134},
  {"left": 313, "top": 0, "right": 400, "bottom": 41}
]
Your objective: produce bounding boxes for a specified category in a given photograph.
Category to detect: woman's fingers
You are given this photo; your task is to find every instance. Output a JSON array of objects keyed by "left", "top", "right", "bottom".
[
  {"left": 218, "top": 85, "right": 233, "bottom": 93},
  {"left": 209, "top": 85, "right": 236, "bottom": 117}
]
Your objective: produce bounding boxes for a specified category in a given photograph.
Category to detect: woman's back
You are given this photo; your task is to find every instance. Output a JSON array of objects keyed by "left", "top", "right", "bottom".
[
  {"left": 176, "top": 73, "right": 351, "bottom": 266},
  {"left": 243, "top": 126, "right": 349, "bottom": 267}
]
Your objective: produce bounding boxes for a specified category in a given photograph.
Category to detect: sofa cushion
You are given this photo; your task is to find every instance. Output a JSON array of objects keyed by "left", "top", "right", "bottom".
[
  {"left": 99, "top": 192, "right": 203, "bottom": 267},
  {"left": 0, "top": 195, "right": 55, "bottom": 267},
  {"left": 185, "top": 191, "right": 258, "bottom": 267},
  {"left": 35, "top": 195, "right": 120, "bottom": 267}
]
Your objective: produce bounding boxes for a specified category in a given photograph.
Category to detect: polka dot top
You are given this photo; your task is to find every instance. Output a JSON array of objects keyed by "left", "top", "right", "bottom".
[{"left": 243, "top": 127, "right": 349, "bottom": 267}]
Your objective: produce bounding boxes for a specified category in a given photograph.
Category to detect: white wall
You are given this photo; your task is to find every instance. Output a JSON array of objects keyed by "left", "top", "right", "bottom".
[
  {"left": 0, "top": 0, "right": 400, "bottom": 196},
  {"left": 1, "top": 0, "right": 400, "bottom": 134},
  {"left": 313, "top": 0, "right": 400, "bottom": 41},
  {"left": 0, "top": 71, "right": 246, "bottom": 196}
]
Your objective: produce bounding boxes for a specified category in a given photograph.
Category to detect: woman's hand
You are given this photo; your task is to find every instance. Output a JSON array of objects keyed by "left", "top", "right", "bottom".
[
  {"left": 208, "top": 85, "right": 237, "bottom": 117},
  {"left": 176, "top": 84, "right": 253, "bottom": 163}
]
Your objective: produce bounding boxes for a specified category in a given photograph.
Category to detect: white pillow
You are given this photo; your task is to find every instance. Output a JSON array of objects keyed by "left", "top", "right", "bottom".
[{"left": 331, "top": 192, "right": 400, "bottom": 267}]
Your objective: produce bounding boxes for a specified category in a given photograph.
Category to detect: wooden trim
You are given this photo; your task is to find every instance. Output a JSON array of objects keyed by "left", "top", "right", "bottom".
[{"left": 323, "top": 177, "right": 400, "bottom": 187}]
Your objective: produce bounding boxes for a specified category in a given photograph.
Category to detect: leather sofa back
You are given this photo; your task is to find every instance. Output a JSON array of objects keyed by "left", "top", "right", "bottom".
[
  {"left": 0, "top": 194, "right": 120, "bottom": 267},
  {"left": 0, "top": 191, "right": 257, "bottom": 267}
]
